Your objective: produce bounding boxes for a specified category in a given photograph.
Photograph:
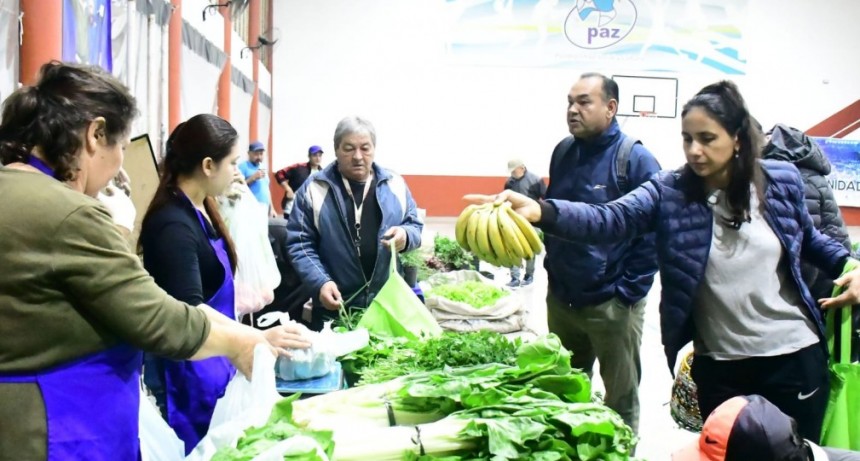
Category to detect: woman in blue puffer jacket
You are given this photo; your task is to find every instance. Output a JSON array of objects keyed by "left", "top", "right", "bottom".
[{"left": 470, "top": 81, "right": 860, "bottom": 442}]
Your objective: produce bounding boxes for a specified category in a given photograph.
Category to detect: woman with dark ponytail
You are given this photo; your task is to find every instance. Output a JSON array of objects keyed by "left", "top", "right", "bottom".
[
  {"left": 0, "top": 63, "right": 272, "bottom": 460},
  {"left": 469, "top": 80, "right": 860, "bottom": 442},
  {"left": 138, "top": 113, "right": 309, "bottom": 453}
]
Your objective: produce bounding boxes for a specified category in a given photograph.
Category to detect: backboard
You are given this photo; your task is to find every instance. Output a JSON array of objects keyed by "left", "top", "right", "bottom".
[{"left": 612, "top": 75, "right": 679, "bottom": 118}]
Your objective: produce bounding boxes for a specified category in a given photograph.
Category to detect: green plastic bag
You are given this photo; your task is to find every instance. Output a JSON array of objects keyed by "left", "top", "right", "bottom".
[
  {"left": 820, "top": 259, "right": 860, "bottom": 449},
  {"left": 356, "top": 243, "right": 442, "bottom": 340}
]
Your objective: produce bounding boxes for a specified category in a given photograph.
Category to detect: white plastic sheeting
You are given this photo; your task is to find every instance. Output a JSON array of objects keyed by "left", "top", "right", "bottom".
[
  {"left": 117, "top": 1, "right": 168, "bottom": 159},
  {"left": 180, "top": 43, "right": 221, "bottom": 120},
  {"left": 0, "top": 0, "right": 19, "bottom": 101},
  {"left": 258, "top": 96, "right": 271, "bottom": 151},
  {"left": 110, "top": 0, "right": 128, "bottom": 83},
  {"left": 230, "top": 77, "right": 253, "bottom": 148}
]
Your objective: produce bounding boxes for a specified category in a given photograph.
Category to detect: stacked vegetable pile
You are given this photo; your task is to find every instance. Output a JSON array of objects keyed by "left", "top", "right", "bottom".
[
  {"left": 426, "top": 281, "right": 509, "bottom": 309},
  {"left": 212, "top": 335, "right": 638, "bottom": 460},
  {"left": 455, "top": 202, "right": 542, "bottom": 268},
  {"left": 424, "top": 273, "right": 524, "bottom": 334},
  {"left": 340, "top": 330, "right": 520, "bottom": 386}
]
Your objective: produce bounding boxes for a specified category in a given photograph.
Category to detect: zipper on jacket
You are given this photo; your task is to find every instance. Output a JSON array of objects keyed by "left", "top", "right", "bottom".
[
  {"left": 316, "top": 171, "right": 395, "bottom": 305},
  {"left": 761, "top": 192, "right": 827, "bottom": 340},
  {"left": 316, "top": 175, "right": 368, "bottom": 284}
]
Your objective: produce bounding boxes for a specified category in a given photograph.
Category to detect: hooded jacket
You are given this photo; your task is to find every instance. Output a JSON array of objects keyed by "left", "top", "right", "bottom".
[{"left": 762, "top": 124, "right": 851, "bottom": 300}]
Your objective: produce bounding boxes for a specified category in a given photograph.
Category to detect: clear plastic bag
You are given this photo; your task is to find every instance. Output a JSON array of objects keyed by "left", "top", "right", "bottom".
[
  {"left": 276, "top": 319, "right": 369, "bottom": 381},
  {"left": 218, "top": 183, "right": 280, "bottom": 316}
]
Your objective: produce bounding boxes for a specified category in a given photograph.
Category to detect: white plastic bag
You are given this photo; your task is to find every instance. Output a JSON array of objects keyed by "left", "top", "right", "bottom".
[
  {"left": 218, "top": 183, "right": 280, "bottom": 316},
  {"left": 139, "top": 388, "right": 184, "bottom": 461},
  {"left": 186, "top": 344, "right": 280, "bottom": 461},
  {"left": 276, "top": 318, "right": 369, "bottom": 381}
]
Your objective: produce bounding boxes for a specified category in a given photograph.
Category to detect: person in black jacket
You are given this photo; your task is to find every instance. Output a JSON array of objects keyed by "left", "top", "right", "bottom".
[
  {"left": 762, "top": 124, "right": 852, "bottom": 300},
  {"left": 504, "top": 158, "right": 547, "bottom": 287},
  {"left": 762, "top": 123, "right": 858, "bottom": 362}
]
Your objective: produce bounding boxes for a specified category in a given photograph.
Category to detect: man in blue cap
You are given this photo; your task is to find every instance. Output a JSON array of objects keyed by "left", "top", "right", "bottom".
[
  {"left": 274, "top": 145, "right": 325, "bottom": 219},
  {"left": 239, "top": 140, "right": 275, "bottom": 217}
]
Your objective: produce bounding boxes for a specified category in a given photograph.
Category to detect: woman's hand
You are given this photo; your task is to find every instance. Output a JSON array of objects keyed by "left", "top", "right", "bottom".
[
  {"left": 226, "top": 323, "right": 275, "bottom": 380},
  {"left": 463, "top": 190, "right": 542, "bottom": 223},
  {"left": 263, "top": 323, "right": 312, "bottom": 357},
  {"left": 819, "top": 267, "right": 860, "bottom": 309}
]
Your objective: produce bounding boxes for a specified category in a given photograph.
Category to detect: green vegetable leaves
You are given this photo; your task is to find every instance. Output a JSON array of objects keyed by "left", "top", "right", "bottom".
[
  {"left": 433, "top": 235, "right": 473, "bottom": 271},
  {"left": 426, "top": 281, "right": 509, "bottom": 309},
  {"left": 515, "top": 334, "right": 572, "bottom": 377},
  {"left": 211, "top": 396, "right": 335, "bottom": 461},
  {"left": 343, "top": 331, "right": 520, "bottom": 386}
]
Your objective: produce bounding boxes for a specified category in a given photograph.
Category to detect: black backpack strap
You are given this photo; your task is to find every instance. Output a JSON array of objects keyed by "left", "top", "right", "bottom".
[
  {"left": 549, "top": 135, "right": 576, "bottom": 180},
  {"left": 615, "top": 135, "right": 642, "bottom": 194}
]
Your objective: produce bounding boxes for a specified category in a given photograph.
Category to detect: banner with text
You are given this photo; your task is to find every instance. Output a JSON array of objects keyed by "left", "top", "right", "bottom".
[
  {"left": 445, "top": 0, "right": 748, "bottom": 75},
  {"left": 814, "top": 137, "right": 860, "bottom": 208}
]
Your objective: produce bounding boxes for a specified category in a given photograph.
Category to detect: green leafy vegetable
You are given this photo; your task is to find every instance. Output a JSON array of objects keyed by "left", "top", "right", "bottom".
[
  {"left": 341, "top": 331, "right": 520, "bottom": 386},
  {"left": 426, "top": 281, "right": 509, "bottom": 308},
  {"left": 295, "top": 334, "right": 591, "bottom": 433},
  {"left": 336, "top": 396, "right": 636, "bottom": 460},
  {"left": 211, "top": 395, "right": 335, "bottom": 461},
  {"left": 433, "top": 234, "right": 473, "bottom": 271}
]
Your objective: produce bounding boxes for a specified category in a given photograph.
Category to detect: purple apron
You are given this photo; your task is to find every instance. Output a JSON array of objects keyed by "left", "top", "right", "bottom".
[
  {"left": 0, "top": 158, "right": 144, "bottom": 460},
  {"left": 160, "top": 199, "right": 236, "bottom": 453}
]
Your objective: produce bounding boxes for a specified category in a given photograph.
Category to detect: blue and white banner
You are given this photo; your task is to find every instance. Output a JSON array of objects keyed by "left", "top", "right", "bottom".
[
  {"left": 444, "top": 0, "right": 748, "bottom": 75},
  {"left": 63, "top": 0, "right": 113, "bottom": 72},
  {"left": 814, "top": 137, "right": 860, "bottom": 208}
]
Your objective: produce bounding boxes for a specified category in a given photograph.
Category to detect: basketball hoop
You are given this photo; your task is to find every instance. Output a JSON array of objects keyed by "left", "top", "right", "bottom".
[{"left": 637, "top": 111, "right": 657, "bottom": 119}]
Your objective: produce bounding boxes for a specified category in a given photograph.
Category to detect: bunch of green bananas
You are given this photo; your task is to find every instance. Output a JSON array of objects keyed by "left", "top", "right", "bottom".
[{"left": 455, "top": 202, "right": 543, "bottom": 267}]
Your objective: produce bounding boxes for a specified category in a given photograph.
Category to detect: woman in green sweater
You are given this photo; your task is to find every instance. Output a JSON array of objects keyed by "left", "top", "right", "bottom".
[{"left": 0, "top": 62, "right": 272, "bottom": 461}]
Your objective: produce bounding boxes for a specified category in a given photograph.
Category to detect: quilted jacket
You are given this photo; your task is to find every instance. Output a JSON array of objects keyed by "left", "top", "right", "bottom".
[{"left": 541, "top": 160, "right": 850, "bottom": 372}]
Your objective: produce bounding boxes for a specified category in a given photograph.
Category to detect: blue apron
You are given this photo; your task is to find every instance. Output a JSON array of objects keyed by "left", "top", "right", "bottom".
[
  {"left": 159, "top": 197, "right": 236, "bottom": 453},
  {"left": 0, "top": 157, "right": 144, "bottom": 460}
]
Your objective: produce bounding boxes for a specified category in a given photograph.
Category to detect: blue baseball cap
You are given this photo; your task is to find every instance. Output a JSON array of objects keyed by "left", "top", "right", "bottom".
[
  {"left": 249, "top": 141, "right": 265, "bottom": 152},
  {"left": 308, "top": 145, "right": 324, "bottom": 155}
]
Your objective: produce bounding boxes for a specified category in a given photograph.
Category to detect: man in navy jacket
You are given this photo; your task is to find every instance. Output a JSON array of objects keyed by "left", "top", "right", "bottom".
[{"left": 545, "top": 73, "right": 661, "bottom": 434}]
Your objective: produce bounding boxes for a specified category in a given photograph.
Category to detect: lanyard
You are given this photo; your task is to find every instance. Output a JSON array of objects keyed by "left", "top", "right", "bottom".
[
  {"left": 341, "top": 172, "right": 374, "bottom": 256},
  {"left": 27, "top": 156, "right": 55, "bottom": 177}
]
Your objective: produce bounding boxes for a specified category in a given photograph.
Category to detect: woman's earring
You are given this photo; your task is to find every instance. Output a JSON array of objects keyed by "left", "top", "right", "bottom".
[{"left": 734, "top": 150, "right": 740, "bottom": 159}]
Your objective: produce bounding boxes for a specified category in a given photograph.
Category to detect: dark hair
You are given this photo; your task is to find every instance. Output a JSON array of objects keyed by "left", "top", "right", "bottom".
[
  {"left": 139, "top": 114, "right": 239, "bottom": 272},
  {"left": 680, "top": 80, "right": 764, "bottom": 228},
  {"left": 0, "top": 61, "right": 137, "bottom": 181},
  {"left": 580, "top": 72, "right": 619, "bottom": 103}
]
